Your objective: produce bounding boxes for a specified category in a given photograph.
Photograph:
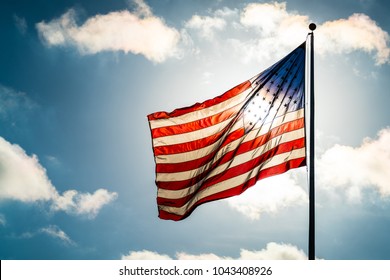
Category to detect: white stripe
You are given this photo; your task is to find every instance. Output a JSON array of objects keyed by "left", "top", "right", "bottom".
[
  {"left": 158, "top": 148, "right": 306, "bottom": 215},
  {"left": 156, "top": 128, "right": 305, "bottom": 182},
  {"left": 155, "top": 108, "right": 304, "bottom": 163},
  {"left": 149, "top": 86, "right": 252, "bottom": 129},
  {"left": 270, "top": 108, "right": 304, "bottom": 129}
]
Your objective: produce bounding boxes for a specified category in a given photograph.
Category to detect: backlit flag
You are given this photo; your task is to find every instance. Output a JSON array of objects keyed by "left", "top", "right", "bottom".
[{"left": 148, "top": 42, "right": 306, "bottom": 221}]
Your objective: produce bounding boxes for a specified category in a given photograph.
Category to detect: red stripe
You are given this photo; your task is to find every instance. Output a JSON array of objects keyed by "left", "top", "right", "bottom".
[
  {"left": 156, "top": 118, "right": 304, "bottom": 173},
  {"left": 156, "top": 137, "right": 305, "bottom": 195},
  {"left": 158, "top": 157, "right": 306, "bottom": 221},
  {"left": 147, "top": 80, "right": 251, "bottom": 121},
  {"left": 151, "top": 104, "right": 242, "bottom": 138},
  {"left": 153, "top": 127, "right": 245, "bottom": 156}
]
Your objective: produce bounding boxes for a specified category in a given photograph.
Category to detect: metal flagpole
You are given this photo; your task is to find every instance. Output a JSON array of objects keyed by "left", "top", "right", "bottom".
[{"left": 308, "top": 23, "right": 316, "bottom": 260}]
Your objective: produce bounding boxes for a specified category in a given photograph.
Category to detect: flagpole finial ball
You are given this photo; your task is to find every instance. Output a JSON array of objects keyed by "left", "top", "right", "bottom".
[{"left": 309, "top": 23, "right": 317, "bottom": 31}]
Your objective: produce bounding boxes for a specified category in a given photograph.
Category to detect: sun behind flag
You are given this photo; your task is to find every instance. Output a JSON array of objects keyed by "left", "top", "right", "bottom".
[{"left": 147, "top": 42, "right": 306, "bottom": 221}]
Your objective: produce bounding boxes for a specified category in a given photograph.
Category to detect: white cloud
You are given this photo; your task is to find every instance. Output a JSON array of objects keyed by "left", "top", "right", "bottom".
[
  {"left": 227, "top": 172, "right": 307, "bottom": 220},
  {"left": 317, "top": 13, "right": 390, "bottom": 65},
  {"left": 238, "top": 242, "right": 307, "bottom": 260},
  {"left": 201, "top": 71, "right": 214, "bottom": 84},
  {"left": 36, "top": 0, "right": 180, "bottom": 63},
  {"left": 177, "top": 252, "right": 229, "bottom": 260},
  {"left": 13, "top": 15, "right": 28, "bottom": 35},
  {"left": 0, "top": 84, "right": 37, "bottom": 121},
  {"left": 318, "top": 128, "right": 390, "bottom": 201},
  {"left": 0, "top": 213, "right": 6, "bottom": 226},
  {"left": 188, "top": 2, "right": 389, "bottom": 65},
  {"left": 17, "top": 225, "right": 75, "bottom": 245},
  {"left": 52, "top": 188, "right": 118, "bottom": 218},
  {"left": 74, "top": 189, "right": 117, "bottom": 217},
  {"left": 121, "top": 250, "right": 172, "bottom": 260},
  {"left": 40, "top": 225, "right": 75, "bottom": 246},
  {"left": 121, "top": 242, "right": 308, "bottom": 260},
  {"left": 0, "top": 136, "right": 117, "bottom": 218},
  {"left": 131, "top": 0, "right": 152, "bottom": 17},
  {"left": 35, "top": 1, "right": 389, "bottom": 65},
  {"left": 241, "top": 2, "right": 304, "bottom": 37},
  {"left": 45, "top": 155, "right": 61, "bottom": 167},
  {"left": 0, "top": 137, "right": 56, "bottom": 202},
  {"left": 185, "top": 15, "right": 226, "bottom": 40},
  {"left": 230, "top": 2, "right": 309, "bottom": 62}
]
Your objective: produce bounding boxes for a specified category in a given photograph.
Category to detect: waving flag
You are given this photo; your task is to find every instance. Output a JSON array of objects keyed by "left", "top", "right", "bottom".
[{"left": 147, "top": 42, "right": 306, "bottom": 221}]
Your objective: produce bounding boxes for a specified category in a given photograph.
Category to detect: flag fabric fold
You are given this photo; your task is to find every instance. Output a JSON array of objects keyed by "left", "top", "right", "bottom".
[{"left": 147, "top": 42, "right": 306, "bottom": 221}]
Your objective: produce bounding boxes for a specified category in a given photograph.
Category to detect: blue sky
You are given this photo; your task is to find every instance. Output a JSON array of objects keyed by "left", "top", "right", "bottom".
[{"left": 1, "top": 0, "right": 390, "bottom": 260}]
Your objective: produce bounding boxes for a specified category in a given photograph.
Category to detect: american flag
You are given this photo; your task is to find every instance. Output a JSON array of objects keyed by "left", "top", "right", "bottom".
[{"left": 148, "top": 42, "right": 306, "bottom": 221}]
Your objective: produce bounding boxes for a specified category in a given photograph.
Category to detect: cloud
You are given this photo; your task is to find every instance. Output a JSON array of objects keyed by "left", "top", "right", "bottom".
[
  {"left": 45, "top": 155, "right": 61, "bottom": 167},
  {"left": 131, "top": 0, "right": 153, "bottom": 17},
  {"left": 226, "top": 172, "right": 307, "bottom": 220},
  {"left": 186, "top": 2, "right": 389, "bottom": 65},
  {"left": 0, "top": 136, "right": 117, "bottom": 218},
  {"left": 240, "top": 2, "right": 308, "bottom": 38},
  {"left": 52, "top": 189, "right": 118, "bottom": 218},
  {"left": 318, "top": 128, "right": 390, "bottom": 202},
  {"left": 238, "top": 242, "right": 307, "bottom": 260},
  {"left": 121, "top": 242, "right": 307, "bottom": 260},
  {"left": 0, "top": 213, "right": 6, "bottom": 226},
  {"left": 227, "top": 2, "right": 309, "bottom": 62},
  {"left": 0, "top": 84, "right": 37, "bottom": 121},
  {"left": 238, "top": 2, "right": 389, "bottom": 64},
  {"left": 17, "top": 225, "right": 75, "bottom": 245},
  {"left": 35, "top": 1, "right": 389, "bottom": 64},
  {"left": 178, "top": 2, "right": 307, "bottom": 62},
  {"left": 39, "top": 225, "right": 75, "bottom": 246},
  {"left": 176, "top": 252, "right": 228, "bottom": 260},
  {"left": 0, "top": 137, "right": 56, "bottom": 202},
  {"left": 317, "top": 13, "right": 390, "bottom": 65},
  {"left": 185, "top": 15, "right": 226, "bottom": 40},
  {"left": 121, "top": 250, "right": 172, "bottom": 260},
  {"left": 13, "top": 15, "right": 28, "bottom": 35},
  {"left": 36, "top": 0, "right": 180, "bottom": 63}
]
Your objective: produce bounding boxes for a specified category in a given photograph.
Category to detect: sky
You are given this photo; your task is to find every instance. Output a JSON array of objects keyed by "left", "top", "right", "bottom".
[{"left": 0, "top": 0, "right": 390, "bottom": 260}]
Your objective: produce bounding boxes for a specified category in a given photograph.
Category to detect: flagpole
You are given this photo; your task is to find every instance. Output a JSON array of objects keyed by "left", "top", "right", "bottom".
[{"left": 308, "top": 23, "right": 316, "bottom": 260}]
